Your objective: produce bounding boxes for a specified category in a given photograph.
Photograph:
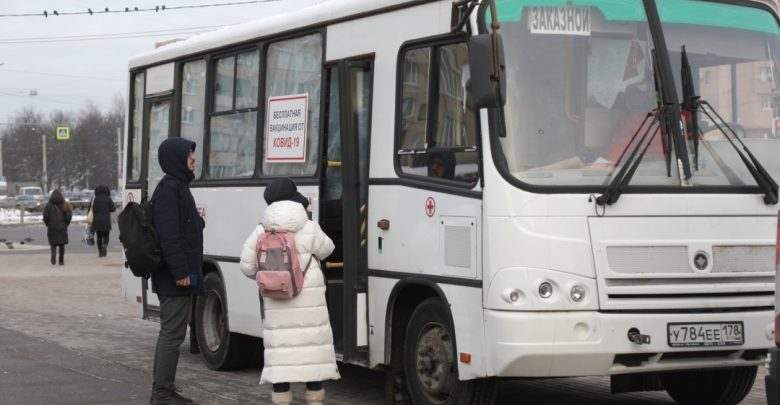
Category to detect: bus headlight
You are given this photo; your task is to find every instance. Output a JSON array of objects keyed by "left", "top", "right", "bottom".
[
  {"left": 538, "top": 282, "right": 553, "bottom": 299},
  {"left": 570, "top": 285, "right": 586, "bottom": 302},
  {"left": 501, "top": 288, "right": 525, "bottom": 304}
]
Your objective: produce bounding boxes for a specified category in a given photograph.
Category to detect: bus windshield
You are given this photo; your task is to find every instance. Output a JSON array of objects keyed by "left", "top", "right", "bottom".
[{"left": 488, "top": 0, "right": 780, "bottom": 189}]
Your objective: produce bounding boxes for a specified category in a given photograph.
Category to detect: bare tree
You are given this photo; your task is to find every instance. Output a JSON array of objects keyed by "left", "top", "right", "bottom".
[{"left": 1, "top": 108, "right": 46, "bottom": 187}]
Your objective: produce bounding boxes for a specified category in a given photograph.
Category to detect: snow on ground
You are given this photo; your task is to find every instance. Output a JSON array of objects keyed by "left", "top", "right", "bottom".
[{"left": 0, "top": 208, "right": 87, "bottom": 226}]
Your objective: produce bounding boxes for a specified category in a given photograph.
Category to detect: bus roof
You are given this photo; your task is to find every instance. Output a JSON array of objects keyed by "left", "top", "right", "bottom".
[
  {"left": 128, "top": 0, "right": 779, "bottom": 69},
  {"left": 128, "top": 0, "right": 430, "bottom": 69}
]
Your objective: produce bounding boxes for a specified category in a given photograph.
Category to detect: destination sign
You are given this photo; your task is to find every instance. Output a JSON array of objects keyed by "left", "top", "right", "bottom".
[{"left": 528, "top": 6, "right": 590, "bottom": 36}]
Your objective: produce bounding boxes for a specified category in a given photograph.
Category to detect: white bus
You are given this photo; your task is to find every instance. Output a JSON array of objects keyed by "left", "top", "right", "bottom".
[{"left": 122, "top": 1, "right": 780, "bottom": 404}]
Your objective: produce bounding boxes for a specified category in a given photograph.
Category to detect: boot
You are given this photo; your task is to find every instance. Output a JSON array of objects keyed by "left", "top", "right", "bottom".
[
  {"left": 189, "top": 338, "right": 200, "bottom": 354},
  {"left": 151, "top": 390, "right": 194, "bottom": 405},
  {"left": 304, "top": 389, "right": 324, "bottom": 405},
  {"left": 51, "top": 250, "right": 56, "bottom": 265},
  {"left": 271, "top": 390, "right": 292, "bottom": 405}
]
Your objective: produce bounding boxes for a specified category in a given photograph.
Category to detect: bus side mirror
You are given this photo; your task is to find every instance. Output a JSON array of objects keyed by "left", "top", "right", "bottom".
[{"left": 468, "top": 34, "right": 506, "bottom": 109}]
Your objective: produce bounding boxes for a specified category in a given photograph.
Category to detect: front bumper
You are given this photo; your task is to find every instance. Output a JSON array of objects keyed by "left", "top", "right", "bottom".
[{"left": 484, "top": 309, "right": 774, "bottom": 377}]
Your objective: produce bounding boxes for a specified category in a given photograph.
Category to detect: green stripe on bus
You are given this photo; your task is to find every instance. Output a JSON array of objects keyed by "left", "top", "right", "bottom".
[{"left": 493, "top": 0, "right": 779, "bottom": 34}]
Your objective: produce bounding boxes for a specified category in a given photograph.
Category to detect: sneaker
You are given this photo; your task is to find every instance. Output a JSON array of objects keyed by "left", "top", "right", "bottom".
[{"left": 151, "top": 390, "right": 195, "bottom": 405}]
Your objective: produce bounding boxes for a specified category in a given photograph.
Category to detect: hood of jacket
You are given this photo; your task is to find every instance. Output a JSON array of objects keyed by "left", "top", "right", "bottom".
[
  {"left": 158, "top": 138, "right": 196, "bottom": 183},
  {"left": 261, "top": 200, "right": 308, "bottom": 233}
]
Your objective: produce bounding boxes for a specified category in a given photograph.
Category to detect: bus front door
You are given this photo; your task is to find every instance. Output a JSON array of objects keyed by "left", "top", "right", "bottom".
[{"left": 321, "top": 58, "right": 373, "bottom": 365}]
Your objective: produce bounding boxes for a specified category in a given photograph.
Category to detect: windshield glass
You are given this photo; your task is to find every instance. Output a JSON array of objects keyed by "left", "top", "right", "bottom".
[
  {"left": 658, "top": 0, "right": 780, "bottom": 187},
  {"left": 488, "top": 0, "right": 780, "bottom": 188}
]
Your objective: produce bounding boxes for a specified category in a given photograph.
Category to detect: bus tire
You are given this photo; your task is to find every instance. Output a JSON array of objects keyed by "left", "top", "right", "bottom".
[
  {"left": 403, "top": 298, "right": 496, "bottom": 405},
  {"left": 660, "top": 366, "right": 757, "bottom": 405},
  {"left": 196, "top": 272, "right": 257, "bottom": 370}
]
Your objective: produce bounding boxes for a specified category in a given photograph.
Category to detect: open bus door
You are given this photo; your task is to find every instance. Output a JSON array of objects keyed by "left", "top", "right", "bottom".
[
  {"left": 140, "top": 96, "right": 173, "bottom": 319},
  {"left": 321, "top": 57, "right": 373, "bottom": 365}
]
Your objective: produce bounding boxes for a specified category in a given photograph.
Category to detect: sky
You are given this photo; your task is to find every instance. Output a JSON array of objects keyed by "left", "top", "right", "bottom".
[{"left": 0, "top": 0, "right": 324, "bottom": 126}]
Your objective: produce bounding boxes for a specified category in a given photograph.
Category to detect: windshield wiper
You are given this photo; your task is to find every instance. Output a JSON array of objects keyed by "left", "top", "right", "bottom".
[
  {"left": 644, "top": 1, "right": 692, "bottom": 184},
  {"left": 699, "top": 103, "right": 779, "bottom": 204},
  {"left": 596, "top": 112, "right": 661, "bottom": 206},
  {"left": 680, "top": 45, "right": 700, "bottom": 170},
  {"left": 679, "top": 46, "right": 779, "bottom": 205},
  {"left": 596, "top": 48, "right": 675, "bottom": 206}
]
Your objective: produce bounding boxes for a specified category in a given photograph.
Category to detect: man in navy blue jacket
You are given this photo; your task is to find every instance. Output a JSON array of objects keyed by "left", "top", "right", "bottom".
[{"left": 150, "top": 137, "right": 204, "bottom": 405}]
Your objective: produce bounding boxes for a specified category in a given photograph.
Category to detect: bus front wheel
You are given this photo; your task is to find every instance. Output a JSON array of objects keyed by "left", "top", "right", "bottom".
[
  {"left": 196, "top": 272, "right": 259, "bottom": 370},
  {"left": 403, "top": 298, "right": 496, "bottom": 405},
  {"left": 660, "top": 366, "right": 757, "bottom": 405}
]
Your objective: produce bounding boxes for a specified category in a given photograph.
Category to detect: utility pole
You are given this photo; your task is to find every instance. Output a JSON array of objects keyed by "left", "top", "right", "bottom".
[
  {"left": 116, "top": 127, "right": 122, "bottom": 192},
  {"left": 41, "top": 133, "right": 48, "bottom": 194}
]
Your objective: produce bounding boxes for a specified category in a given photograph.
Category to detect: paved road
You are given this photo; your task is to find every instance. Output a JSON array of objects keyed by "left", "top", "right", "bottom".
[{"left": 0, "top": 244, "right": 771, "bottom": 404}]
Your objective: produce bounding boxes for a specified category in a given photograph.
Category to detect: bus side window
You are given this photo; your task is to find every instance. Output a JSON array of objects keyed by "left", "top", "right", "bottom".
[{"left": 397, "top": 40, "right": 478, "bottom": 186}]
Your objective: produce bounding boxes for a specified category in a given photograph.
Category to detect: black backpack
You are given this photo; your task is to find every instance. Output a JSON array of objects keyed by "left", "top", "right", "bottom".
[{"left": 118, "top": 200, "right": 163, "bottom": 278}]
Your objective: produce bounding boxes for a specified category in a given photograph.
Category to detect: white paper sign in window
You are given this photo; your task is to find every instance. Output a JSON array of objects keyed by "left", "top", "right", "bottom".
[{"left": 266, "top": 94, "right": 308, "bottom": 163}]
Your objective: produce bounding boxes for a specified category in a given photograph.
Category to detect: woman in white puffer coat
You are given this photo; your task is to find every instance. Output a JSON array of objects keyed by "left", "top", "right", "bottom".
[{"left": 240, "top": 178, "right": 339, "bottom": 405}]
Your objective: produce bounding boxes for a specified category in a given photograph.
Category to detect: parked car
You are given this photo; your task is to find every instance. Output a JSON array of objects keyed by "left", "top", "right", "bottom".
[
  {"left": 15, "top": 187, "right": 45, "bottom": 211},
  {"left": 76, "top": 190, "right": 95, "bottom": 211},
  {"left": 66, "top": 191, "right": 89, "bottom": 211}
]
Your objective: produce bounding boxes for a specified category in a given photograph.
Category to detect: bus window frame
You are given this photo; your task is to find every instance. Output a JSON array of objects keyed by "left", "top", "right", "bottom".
[
  {"left": 174, "top": 56, "right": 208, "bottom": 182},
  {"left": 167, "top": 28, "right": 327, "bottom": 187},
  {"left": 126, "top": 27, "right": 339, "bottom": 188},
  {"left": 393, "top": 31, "right": 483, "bottom": 191},
  {"left": 203, "top": 45, "right": 261, "bottom": 180},
  {"left": 126, "top": 70, "right": 146, "bottom": 188}
]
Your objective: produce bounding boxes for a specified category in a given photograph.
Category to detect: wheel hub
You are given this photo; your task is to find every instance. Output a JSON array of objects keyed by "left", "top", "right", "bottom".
[{"left": 415, "top": 324, "right": 456, "bottom": 402}]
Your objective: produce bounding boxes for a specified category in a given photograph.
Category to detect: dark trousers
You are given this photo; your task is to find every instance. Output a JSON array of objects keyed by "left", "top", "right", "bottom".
[
  {"left": 50, "top": 244, "right": 64, "bottom": 264},
  {"left": 96, "top": 231, "right": 109, "bottom": 255},
  {"left": 153, "top": 295, "right": 191, "bottom": 393},
  {"left": 189, "top": 296, "right": 198, "bottom": 344}
]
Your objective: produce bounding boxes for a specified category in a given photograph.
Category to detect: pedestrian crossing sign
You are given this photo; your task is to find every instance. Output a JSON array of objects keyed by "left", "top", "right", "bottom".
[{"left": 56, "top": 126, "right": 70, "bottom": 140}]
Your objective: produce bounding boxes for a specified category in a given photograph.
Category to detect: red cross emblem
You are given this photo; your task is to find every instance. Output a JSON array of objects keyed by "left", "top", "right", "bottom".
[
  {"left": 425, "top": 197, "right": 436, "bottom": 217},
  {"left": 127, "top": 192, "right": 135, "bottom": 202}
]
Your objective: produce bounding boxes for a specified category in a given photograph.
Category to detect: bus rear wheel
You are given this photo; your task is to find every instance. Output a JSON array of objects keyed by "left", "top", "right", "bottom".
[
  {"left": 403, "top": 298, "right": 496, "bottom": 405},
  {"left": 660, "top": 366, "right": 757, "bottom": 405},
  {"left": 196, "top": 272, "right": 259, "bottom": 370}
]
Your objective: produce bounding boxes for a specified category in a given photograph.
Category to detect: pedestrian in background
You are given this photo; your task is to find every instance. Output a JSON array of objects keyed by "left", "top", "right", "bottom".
[
  {"left": 43, "top": 189, "right": 72, "bottom": 266},
  {"left": 150, "top": 137, "right": 204, "bottom": 405},
  {"left": 91, "top": 185, "right": 116, "bottom": 257},
  {"left": 240, "top": 177, "right": 339, "bottom": 405}
]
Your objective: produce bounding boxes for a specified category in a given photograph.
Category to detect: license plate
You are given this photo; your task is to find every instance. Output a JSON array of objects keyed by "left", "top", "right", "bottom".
[{"left": 667, "top": 322, "right": 744, "bottom": 347}]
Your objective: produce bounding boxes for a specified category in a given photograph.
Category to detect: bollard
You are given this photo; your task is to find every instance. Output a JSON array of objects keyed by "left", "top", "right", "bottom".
[{"left": 20, "top": 203, "right": 25, "bottom": 224}]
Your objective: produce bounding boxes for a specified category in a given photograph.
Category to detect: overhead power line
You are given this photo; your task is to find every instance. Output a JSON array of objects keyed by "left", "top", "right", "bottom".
[
  {"left": 0, "top": 25, "right": 226, "bottom": 44},
  {"left": 0, "top": 1, "right": 281, "bottom": 18},
  {"left": 0, "top": 69, "right": 122, "bottom": 82},
  {"left": 0, "top": 29, "right": 218, "bottom": 45}
]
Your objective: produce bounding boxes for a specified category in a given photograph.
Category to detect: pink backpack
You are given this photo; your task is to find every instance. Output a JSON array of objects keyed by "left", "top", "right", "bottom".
[{"left": 255, "top": 228, "right": 312, "bottom": 299}]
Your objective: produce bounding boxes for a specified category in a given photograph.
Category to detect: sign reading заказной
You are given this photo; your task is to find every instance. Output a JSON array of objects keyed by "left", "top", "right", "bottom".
[
  {"left": 265, "top": 94, "right": 308, "bottom": 163},
  {"left": 528, "top": 6, "right": 590, "bottom": 36}
]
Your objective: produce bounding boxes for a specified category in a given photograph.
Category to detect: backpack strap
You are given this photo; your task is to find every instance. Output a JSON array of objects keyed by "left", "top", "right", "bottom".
[{"left": 302, "top": 236, "right": 316, "bottom": 276}]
